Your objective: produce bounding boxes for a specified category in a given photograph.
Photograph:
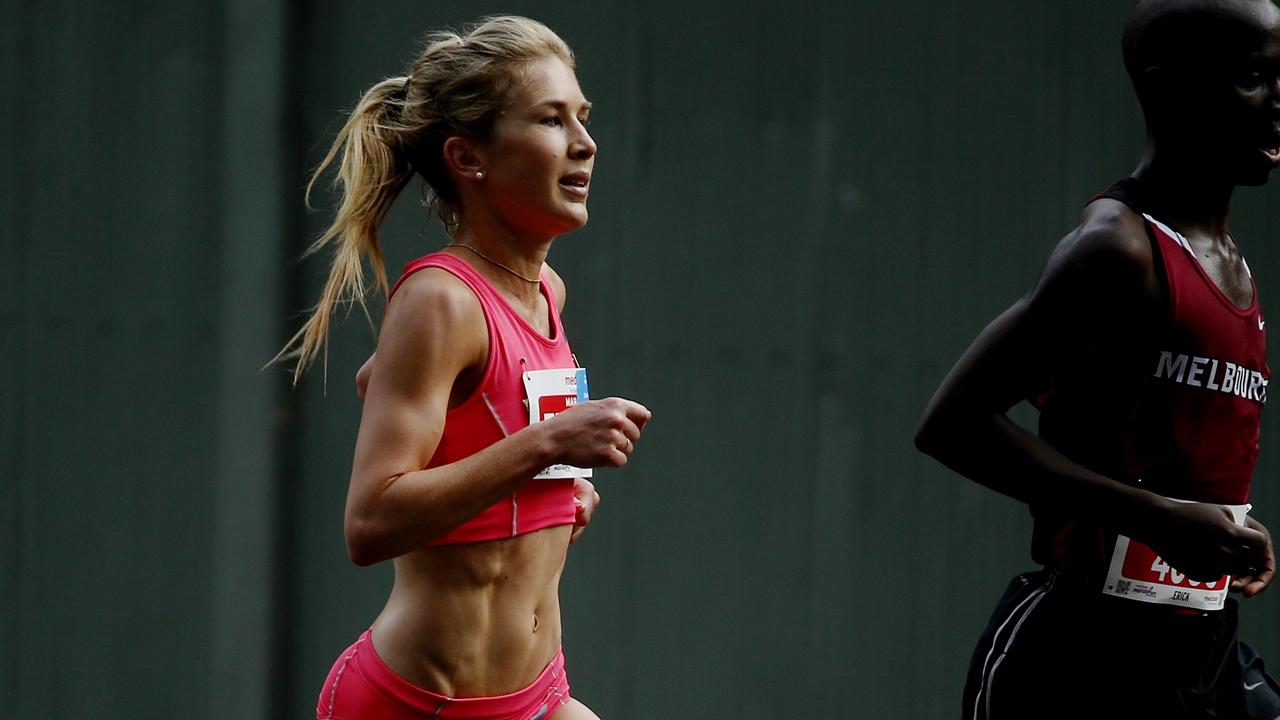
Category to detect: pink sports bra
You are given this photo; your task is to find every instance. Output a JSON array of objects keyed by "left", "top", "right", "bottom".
[{"left": 387, "top": 252, "right": 579, "bottom": 546}]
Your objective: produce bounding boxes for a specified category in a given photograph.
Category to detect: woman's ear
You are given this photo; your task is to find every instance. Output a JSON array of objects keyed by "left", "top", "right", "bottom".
[{"left": 443, "top": 136, "right": 488, "bottom": 184}]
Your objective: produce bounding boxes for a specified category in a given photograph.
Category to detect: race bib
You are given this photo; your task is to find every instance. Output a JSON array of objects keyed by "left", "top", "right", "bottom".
[
  {"left": 523, "top": 368, "right": 591, "bottom": 480},
  {"left": 1101, "top": 499, "right": 1252, "bottom": 611}
]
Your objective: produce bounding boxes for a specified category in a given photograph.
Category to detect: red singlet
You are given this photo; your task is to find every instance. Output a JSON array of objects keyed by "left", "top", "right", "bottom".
[
  {"left": 1033, "top": 179, "right": 1270, "bottom": 574},
  {"left": 388, "top": 253, "right": 579, "bottom": 546}
]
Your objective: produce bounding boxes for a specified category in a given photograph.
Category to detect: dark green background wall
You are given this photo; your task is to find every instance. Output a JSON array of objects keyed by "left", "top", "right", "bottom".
[{"left": 6, "top": 1, "right": 1280, "bottom": 718}]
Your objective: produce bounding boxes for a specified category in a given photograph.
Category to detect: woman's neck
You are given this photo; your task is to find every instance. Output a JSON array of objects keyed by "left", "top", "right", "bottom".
[{"left": 449, "top": 222, "right": 550, "bottom": 305}]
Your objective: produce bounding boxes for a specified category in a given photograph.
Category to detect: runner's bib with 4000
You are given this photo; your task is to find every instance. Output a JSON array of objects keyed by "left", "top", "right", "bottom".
[
  {"left": 523, "top": 368, "right": 591, "bottom": 480},
  {"left": 1102, "top": 498, "right": 1252, "bottom": 611}
]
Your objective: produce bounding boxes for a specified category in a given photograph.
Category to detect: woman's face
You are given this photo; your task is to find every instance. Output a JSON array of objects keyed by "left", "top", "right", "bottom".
[{"left": 480, "top": 55, "right": 596, "bottom": 239}]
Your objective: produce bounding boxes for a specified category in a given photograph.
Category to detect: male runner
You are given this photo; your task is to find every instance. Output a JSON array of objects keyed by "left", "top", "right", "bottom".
[{"left": 916, "top": 1, "right": 1280, "bottom": 717}]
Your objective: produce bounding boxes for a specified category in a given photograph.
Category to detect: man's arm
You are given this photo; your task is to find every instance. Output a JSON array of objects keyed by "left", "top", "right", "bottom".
[{"left": 915, "top": 201, "right": 1268, "bottom": 582}]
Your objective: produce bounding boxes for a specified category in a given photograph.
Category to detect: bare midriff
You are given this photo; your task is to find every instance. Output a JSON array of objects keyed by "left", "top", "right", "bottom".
[{"left": 368, "top": 524, "right": 572, "bottom": 697}]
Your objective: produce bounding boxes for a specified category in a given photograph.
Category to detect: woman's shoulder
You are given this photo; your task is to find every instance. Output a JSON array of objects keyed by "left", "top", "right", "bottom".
[
  {"left": 542, "top": 262, "right": 567, "bottom": 311},
  {"left": 386, "top": 266, "right": 484, "bottom": 333},
  {"left": 376, "top": 265, "right": 489, "bottom": 382}
]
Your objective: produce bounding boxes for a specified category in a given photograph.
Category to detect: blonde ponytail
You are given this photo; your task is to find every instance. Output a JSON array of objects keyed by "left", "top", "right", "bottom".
[{"left": 273, "top": 77, "right": 413, "bottom": 382}]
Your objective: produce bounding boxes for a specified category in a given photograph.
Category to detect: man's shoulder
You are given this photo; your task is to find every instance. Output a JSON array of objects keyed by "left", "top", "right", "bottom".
[
  {"left": 1031, "top": 196, "right": 1162, "bottom": 312},
  {"left": 1055, "top": 197, "right": 1155, "bottom": 273}
]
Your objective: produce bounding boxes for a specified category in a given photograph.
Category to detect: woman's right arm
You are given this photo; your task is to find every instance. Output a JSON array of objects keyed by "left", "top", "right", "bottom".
[{"left": 343, "top": 269, "right": 650, "bottom": 565}]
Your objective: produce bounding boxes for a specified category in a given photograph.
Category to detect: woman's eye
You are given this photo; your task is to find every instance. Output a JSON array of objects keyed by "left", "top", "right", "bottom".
[
  {"left": 541, "top": 116, "right": 562, "bottom": 127},
  {"left": 578, "top": 116, "right": 591, "bottom": 127},
  {"left": 1240, "top": 71, "right": 1265, "bottom": 89}
]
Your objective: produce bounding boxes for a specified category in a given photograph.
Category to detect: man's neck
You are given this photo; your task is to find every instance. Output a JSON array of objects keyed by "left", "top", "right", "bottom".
[{"left": 1131, "top": 144, "right": 1235, "bottom": 240}]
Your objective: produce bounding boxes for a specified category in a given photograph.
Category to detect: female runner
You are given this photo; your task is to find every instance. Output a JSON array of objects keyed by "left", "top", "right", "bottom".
[{"left": 277, "top": 16, "right": 651, "bottom": 720}]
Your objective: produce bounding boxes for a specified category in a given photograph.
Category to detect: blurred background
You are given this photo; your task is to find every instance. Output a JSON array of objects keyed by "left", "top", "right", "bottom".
[{"left": 6, "top": 1, "right": 1280, "bottom": 718}]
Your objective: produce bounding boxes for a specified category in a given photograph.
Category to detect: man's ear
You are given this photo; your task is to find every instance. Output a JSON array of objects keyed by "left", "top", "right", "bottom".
[{"left": 1138, "top": 65, "right": 1173, "bottom": 114}]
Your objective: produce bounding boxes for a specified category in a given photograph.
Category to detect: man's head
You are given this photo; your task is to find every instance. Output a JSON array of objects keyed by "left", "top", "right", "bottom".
[{"left": 1124, "top": 0, "right": 1280, "bottom": 184}]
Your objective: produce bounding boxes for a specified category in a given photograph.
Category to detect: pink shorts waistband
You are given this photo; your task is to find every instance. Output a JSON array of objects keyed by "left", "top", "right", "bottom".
[{"left": 318, "top": 629, "right": 570, "bottom": 720}]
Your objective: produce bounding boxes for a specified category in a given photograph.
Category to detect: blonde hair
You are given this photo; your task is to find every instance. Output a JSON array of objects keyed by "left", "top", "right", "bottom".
[{"left": 275, "top": 15, "right": 574, "bottom": 381}]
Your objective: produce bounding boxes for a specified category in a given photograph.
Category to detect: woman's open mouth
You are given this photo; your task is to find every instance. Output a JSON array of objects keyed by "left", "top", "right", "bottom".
[{"left": 559, "top": 172, "right": 590, "bottom": 198}]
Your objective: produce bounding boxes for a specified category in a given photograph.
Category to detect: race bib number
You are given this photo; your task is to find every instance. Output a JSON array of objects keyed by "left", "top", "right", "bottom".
[
  {"left": 1101, "top": 499, "right": 1251, "bottom": 611},
  {"left": 523, "top": 368, "right": 591, "bottom": 480}
]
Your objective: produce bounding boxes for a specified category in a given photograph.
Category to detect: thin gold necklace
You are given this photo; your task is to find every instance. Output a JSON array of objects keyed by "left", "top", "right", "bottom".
[{"left": 444, "top": 243, "right": 541, "bottom": 284}]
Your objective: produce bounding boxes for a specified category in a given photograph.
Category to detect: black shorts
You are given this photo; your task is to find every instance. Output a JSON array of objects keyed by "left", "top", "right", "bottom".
[{"left": 963, "top": 569, "right": 1280, "bottom": 720}]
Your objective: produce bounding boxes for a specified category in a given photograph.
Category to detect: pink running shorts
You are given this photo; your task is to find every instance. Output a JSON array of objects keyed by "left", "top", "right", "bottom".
[{"left": 316, "top": 630, "right": 571, "bottom": 720}]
